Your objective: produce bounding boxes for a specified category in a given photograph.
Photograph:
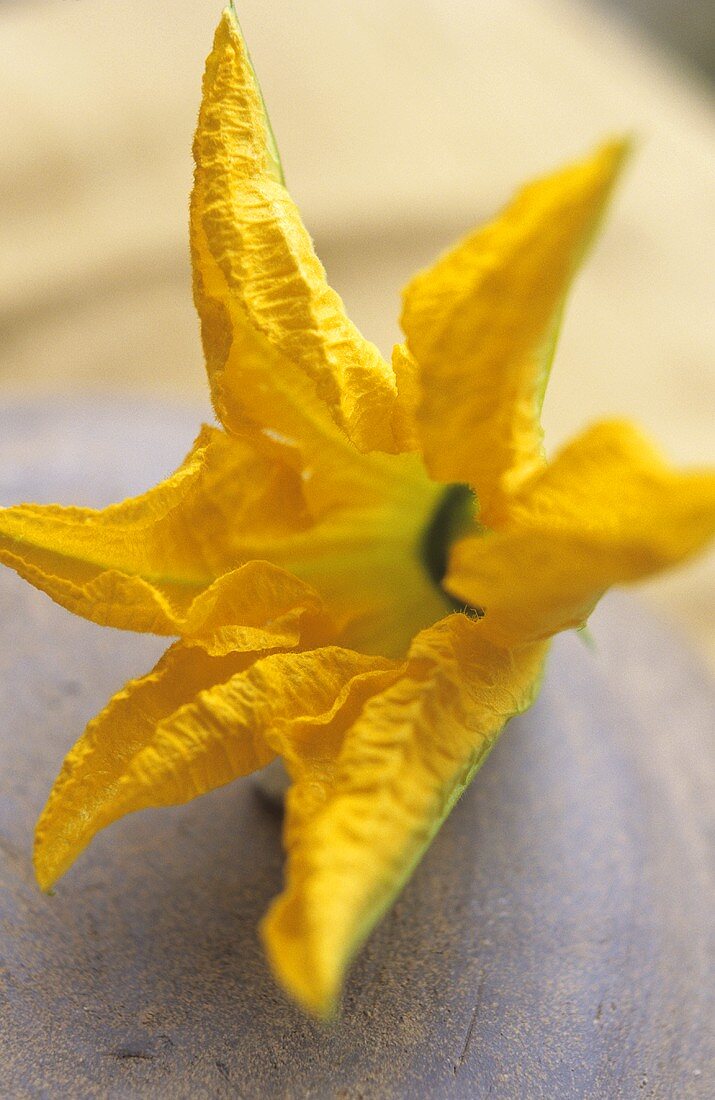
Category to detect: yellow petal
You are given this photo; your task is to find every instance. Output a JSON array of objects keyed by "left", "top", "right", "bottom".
[
  {"left": 262, "top": 615, "right": 547, "bottom": 1017},
  {"left": 0, "top": 426, "right": 319, "bottom": 639},
  {"left": 446, "top": 420, "right": 715, "bottom": 647},
  {"left": 34, "top": 643, "right": 258, "bottom": 890},
  {"left": 35, "top": 643, "right": 394, "bottom": 892},
  {"left": 0, "top": 402, "right": 453, "bottom": 658},
  {"left": 192, "top": 8, "right": 397, "bottom": 454},
  {"left": 401, "top": 140, "right": 628, "bottom": 523},
  {"left": 191, "top": 564, "right": 333, "bottom": 654}
]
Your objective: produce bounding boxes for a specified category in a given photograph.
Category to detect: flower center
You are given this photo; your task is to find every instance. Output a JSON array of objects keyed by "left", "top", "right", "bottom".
[
  {"left": 421, "top": 483, "right": 484, "bottom": 616},
  {"left": 270, "top": 460, "right": 483, "bottom": 658},
  {"left": 421, "top": 484, "right": 474, "bottom": 586}
]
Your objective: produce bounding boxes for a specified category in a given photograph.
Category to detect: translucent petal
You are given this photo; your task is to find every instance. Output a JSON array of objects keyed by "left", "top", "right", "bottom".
[
  {"left": 262, "top": 615, "right": 547, "bottom": 1016},
  {"left": 446, "top": 420, "right": 715, "bottom": 646},
  {"left": 401, "top": 141, "right": 628, "bottom": 523}
]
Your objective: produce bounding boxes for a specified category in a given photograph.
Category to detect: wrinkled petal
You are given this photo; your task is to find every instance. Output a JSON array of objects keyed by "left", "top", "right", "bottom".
[
  {"left": 390, "top": 343, "right": 421, "bottom": 453},
  {"left": 0, "top": 426, "right": 323, "bottom": 641},
  {"left": 446, "top": 420, "right": 715, "bottom": 647},
  {"left": 177, "top": 561, "right": 328, "bottom": 654},
  {"left": 401, "top": 141, "right": 627, "bottom": 524},
  {"left": 191, "top": 8, "right": 397, "bottom": 456},
  {"left": 35, "top": 643, "right": 394, "bottom": 892},
  {"left": 34, "top": 643, "right": 257, "bottom": 890},
  {"left": 261, "top": 615, "right": 547, "bottom": 1017},
  {"left": 0, "top": 404, "right": 450, "bottom": 659}
]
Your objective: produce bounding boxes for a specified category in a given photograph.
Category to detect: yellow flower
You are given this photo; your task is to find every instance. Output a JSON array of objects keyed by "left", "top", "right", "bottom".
[{"left": 2, "top": 8, "right": 714, "bottom": 1017}]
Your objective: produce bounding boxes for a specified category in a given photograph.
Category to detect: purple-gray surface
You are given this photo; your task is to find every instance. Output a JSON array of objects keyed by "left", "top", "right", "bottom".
[{"left": 0, "top": 399, "right": 713, "bottom": 1099}]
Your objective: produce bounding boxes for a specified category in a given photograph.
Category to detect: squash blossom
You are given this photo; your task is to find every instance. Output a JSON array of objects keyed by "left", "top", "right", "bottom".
[{"left": 2, "top": 7, "right": 715, "bottom": 1018}]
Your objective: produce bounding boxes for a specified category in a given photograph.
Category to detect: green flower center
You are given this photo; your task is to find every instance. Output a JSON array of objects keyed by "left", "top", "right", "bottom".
[
  {"left": 269, "top": 460, "right": 483, "bottom": 659},
  {"left": 421, "top": 483, "right": 484, "bottom": 615}
]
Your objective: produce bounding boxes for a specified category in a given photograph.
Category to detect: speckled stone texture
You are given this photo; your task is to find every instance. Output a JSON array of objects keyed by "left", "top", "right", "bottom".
[{"left": 1, "top": 400, "right": 713, "bottom": 1099}]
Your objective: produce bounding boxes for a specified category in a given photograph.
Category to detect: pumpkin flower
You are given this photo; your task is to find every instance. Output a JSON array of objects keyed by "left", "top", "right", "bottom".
[{"left": 2, "top": 7, "right": 714, "bottom": 1018}]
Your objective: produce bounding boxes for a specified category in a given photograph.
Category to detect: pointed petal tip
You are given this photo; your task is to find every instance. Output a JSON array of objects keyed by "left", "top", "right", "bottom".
[
  {"left": 34, "top": 788, "right": 88, "bottom": 894},
  {"left": 596, "top": 133, "right": 632, "bottom": 168},
  {"left": 584, "top": 134, "right": 632, "bottom": 201},
  {"left": 33, "top": 832, "right": 63, "bottom": 895},
  {"left": 261, "top": 911, "right": 340, "bottom": 1021}
]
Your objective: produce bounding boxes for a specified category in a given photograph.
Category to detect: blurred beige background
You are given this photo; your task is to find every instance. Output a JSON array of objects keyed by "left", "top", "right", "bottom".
[{"left": 1, "top": 0, "right": 713, "bottom": 666}]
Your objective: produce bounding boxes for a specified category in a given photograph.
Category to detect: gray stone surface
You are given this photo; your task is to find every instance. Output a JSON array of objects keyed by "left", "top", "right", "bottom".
[{"left": 0, "top": 399, "right": 713, "bottom": 1099}]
